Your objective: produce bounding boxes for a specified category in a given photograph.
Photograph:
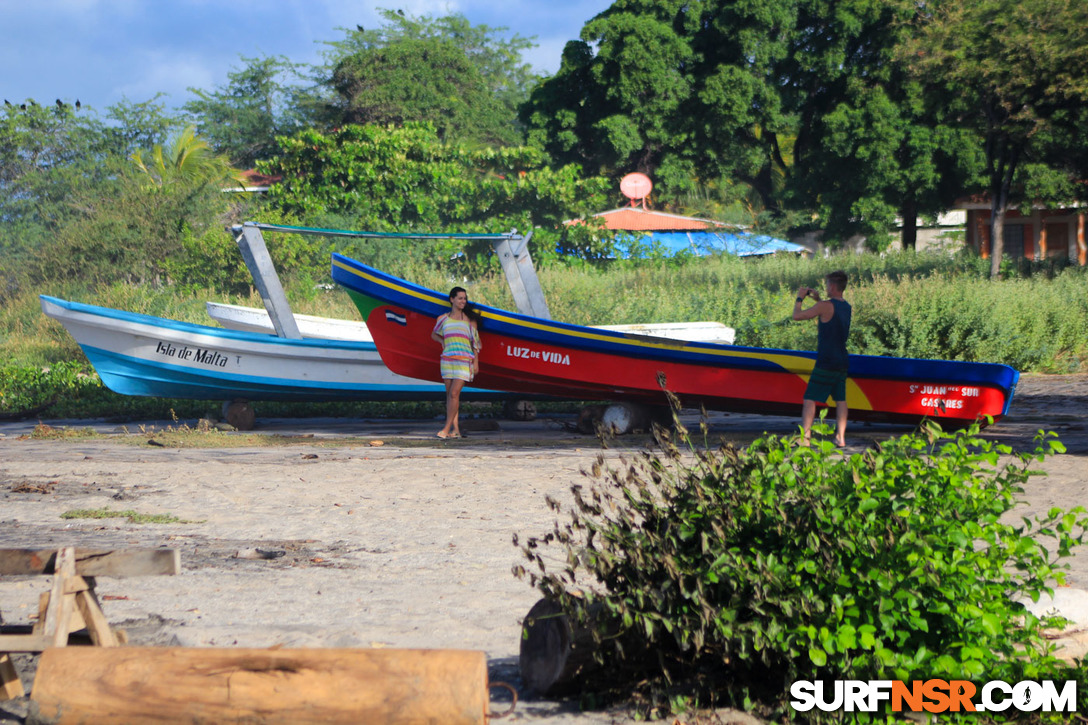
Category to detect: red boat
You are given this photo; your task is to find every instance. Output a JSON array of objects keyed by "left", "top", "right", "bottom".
[{"left": 331, "top": 253, "right": 1018, "bottom": 425}]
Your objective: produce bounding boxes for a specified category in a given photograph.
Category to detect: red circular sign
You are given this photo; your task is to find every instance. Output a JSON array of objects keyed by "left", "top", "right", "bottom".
[{"left": 620, "top": 173, "right": 653, "bottom": 200}]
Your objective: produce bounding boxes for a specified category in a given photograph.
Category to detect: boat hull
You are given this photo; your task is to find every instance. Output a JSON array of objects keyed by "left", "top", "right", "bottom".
[
  {"left": 40, "top": 296, "right": 500, "bottom": 402},
  {"left": 331, "top": 254, "right": 1019, "bottom": 425}
]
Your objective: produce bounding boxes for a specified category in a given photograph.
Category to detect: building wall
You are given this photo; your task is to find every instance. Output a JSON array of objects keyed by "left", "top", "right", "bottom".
[{"left": 965, "top": 208, "right": 1088, "bottom": 265}]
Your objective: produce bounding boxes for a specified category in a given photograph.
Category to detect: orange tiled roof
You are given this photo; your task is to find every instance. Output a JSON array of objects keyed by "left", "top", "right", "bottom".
[
  {"left": 223, "top": 169, "right": 282, "bottom": 193},
  {"left": 239, "top": 170, "right": 282, "bottom": 186}
]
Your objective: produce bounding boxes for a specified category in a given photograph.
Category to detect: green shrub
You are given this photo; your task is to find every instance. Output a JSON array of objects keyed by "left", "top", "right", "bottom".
[
  {"left": 515, "top": 418, "right": 1086, "bottom": 721},
  {"left": 0, "top": 361, "right": 95, "bottom": 417}
]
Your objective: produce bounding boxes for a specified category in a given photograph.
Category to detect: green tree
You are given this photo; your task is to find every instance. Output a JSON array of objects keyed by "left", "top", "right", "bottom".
[
  {"left": 130, "top": 124, "right": 241, "bottom": 189},
  {"left": 261, "top": 122, "right": 610, "bottom": 268},
  {"left": 183, "top": 55, "right": 321, "bottom": 168},
  {"left": 97, "top": 95, "right": 186, "bottom": 159},
  {"left": 0, "top": 101, "right": 99, "bottom": 295},
  {"left": 0, "top": 97, "right": 190, "bottom": 297},
  {"left": 329, "top": 38, "right": 517, "bottom": 146},
  {"left": 779, "top": 0, "right": 986, "bottom": 249},
  {"left": 32, "top": 126, "right": 243, "bottom": 286},
  {"left": 521, "top": 2, "right": 699, "bottom": 180},
  {"left": 319, "top": 9, "right": 538, "bottom": 147},
  {"left": 902, "top": 0, "right": 1088, "bottom": 276}
]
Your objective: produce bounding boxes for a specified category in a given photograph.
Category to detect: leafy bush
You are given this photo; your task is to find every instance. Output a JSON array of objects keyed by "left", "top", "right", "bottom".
[
  {"left": 515, "top": 418, "right": 1087, "bottom": 721},
  {"left": 0, "top": 361, "right": 95, "bottom": 417}
]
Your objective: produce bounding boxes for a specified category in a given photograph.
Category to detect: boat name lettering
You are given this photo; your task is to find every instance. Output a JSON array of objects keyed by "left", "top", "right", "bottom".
[
  {"left": 921, "top": 397, "right": 964, "bottom": 410},
  {"left": 155, "top": 341, "right": 228, "bottom": 368},
  {"left": 505, "top": 344, "right": 570, "bottom": 366},
  {"left": 907, "top": 384, "right": 979, "bottom": 397}
]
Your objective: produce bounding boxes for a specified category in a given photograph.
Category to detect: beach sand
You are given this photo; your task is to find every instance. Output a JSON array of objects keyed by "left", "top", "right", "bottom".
[{"left": 1, "top": 373, "right": 1086, "bottom": 723}]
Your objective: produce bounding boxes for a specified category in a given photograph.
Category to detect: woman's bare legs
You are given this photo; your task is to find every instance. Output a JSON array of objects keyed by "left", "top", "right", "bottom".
[{"left": 438, "top": 378, "right": 465, "bottom": 438}]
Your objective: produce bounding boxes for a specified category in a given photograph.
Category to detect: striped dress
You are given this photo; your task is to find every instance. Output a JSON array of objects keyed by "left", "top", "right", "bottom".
[{"left": 433, "top": 314, "right": 480, "bottom": 381}]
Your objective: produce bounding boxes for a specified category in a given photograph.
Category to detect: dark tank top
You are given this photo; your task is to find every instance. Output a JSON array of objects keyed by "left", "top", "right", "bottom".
[{"left": 815, "top": 298, "right": 851, "bottom": 371}]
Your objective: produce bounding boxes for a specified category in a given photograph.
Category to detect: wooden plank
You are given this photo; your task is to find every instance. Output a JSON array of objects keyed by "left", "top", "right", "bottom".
[
  {"left": 45, "top": 548, "right": 76, "bottom": 647},
  {"left": 73, "top": 589, "right": 119, "bottom": 647},
  {"left": 0, "top": 653, "right": 24, "bottom": 700},
  {"left": 0, "top": 633, "right": 53, "bottom": 652},
  {"left": 0, "top": 549, "right": 180, "bottom": 577},
  {"left": 31, "top": 647, "right": 490, "bottom": 725}
]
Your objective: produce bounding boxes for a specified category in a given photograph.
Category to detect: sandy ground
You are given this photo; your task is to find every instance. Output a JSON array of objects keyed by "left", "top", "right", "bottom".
[{"left": 0, "top": 373, "right": 1086, "bottom": 723}]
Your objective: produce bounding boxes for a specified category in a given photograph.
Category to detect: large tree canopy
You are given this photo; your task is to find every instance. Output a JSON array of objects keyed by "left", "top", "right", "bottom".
[
  {"left": 183, "top": 55, "right": 321, "bottom": 168},
  {"left": 329, "top": 38, "right": 517, "bottom": 146},
  {"left": 524, "top": 0, "right": 1077, "bottom": 248},
  {"left": 319, "top": 10, "right": 538, "bottom": 147},
  {"left": 260, "top": 122, "right": 611, "bottom": 266},
  {"left": 902, "top": 0, "right": 1088, "bottom": 275}
]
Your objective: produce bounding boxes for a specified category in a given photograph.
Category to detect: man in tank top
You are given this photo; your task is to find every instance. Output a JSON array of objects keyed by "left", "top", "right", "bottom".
[{"left": 792, "top": 270, "right": 852, "bottom": 446}]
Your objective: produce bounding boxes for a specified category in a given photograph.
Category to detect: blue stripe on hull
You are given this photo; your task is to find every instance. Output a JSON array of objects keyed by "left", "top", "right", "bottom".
[{"left": 82, "top": 345, "right": 493, "bottom": 402}]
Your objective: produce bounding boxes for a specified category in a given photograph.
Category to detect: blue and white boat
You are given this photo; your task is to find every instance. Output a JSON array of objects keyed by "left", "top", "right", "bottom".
[{"left": 39, "top": 295, "right": 497, "bottom": 402}]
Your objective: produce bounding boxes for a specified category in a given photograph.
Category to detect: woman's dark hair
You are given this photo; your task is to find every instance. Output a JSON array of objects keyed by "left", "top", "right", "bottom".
[{"left": 448, "top": 286, "right": 479, "bottom": 321}]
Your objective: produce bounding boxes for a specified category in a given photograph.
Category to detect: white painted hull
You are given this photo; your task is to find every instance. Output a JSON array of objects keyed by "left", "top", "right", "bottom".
[{"left": 40, "top": 296, "right": 495, "bottom": 402}]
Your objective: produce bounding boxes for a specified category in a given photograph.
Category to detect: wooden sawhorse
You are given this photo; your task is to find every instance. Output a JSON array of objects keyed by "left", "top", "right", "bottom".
[{"left": 0, "top": 547, "right": 180, "bottom": 698}]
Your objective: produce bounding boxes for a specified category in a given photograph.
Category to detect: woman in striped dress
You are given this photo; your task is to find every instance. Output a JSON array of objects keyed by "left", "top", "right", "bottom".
[{"left": 431, "top": 287, "right": 481, "bottom": 439}]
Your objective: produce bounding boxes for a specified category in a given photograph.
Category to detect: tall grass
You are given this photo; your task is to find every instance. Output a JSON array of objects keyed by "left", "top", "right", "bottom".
[{"left": 3, "top": 250, "right": 1086, "bottom": 374}]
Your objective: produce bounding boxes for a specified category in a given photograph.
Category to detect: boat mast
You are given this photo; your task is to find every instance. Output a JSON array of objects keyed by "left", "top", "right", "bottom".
[{"left": 232, "top": 223, "right": 553, "bottom": 331}]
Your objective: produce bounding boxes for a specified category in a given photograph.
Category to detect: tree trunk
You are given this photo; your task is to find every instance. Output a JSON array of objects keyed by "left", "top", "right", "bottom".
[
  {"left": 30, "top": 647, "right": 489, "bottom": 724},
  {"left": 900, "top": 200, "right": 917, "bottom": 250},
  {"left": 988, "top": 142, "right": 1020, "bottom": 279},
  {"left": 989, "top": 204, "right": 1006, "bottom": 279}
]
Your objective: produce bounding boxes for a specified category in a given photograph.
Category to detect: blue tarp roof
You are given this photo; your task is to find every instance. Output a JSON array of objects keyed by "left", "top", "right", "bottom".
[{"left": 613, "top": 230, "right": 808, "bottom": 258}]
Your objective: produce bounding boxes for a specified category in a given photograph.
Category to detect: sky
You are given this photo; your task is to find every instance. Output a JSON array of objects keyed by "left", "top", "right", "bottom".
[{"left": 0, "top": 0, "right": 614, "bottom": 113}]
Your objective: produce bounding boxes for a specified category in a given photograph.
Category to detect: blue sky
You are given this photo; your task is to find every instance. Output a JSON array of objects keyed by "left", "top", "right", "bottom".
[{"left": 1, "top": 0, "right": 614, "bottom": 113}]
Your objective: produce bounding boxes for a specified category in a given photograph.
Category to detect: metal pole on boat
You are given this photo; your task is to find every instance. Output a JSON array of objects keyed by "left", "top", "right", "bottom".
[
  {"left": 233, "top": 223, "right": 302, "bottom": 339},
  {"left": 491, "top": 231, "right": 551, "bottom": 319}
]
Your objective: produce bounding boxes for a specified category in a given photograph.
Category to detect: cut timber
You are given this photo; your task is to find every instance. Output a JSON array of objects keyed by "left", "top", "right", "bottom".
[
  {"left": 31, "top": 647, "right": 490, "bottom": 724},
  {"left": 223, "top": 399, "right": 256, "bottom": 431},
  {"left": 0, "top": 548, "right": 180, "bottom": 577},
  {"left": 519, "top": 598, "right": 604, "bottom": 696},
  {"left": 0, "top": 653, "right": 23, "bottom": 699}
]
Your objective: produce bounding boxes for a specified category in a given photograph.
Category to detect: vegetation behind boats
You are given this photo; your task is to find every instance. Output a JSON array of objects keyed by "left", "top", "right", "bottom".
[{"left": 3, "top": 250, "right": 1086, "bottom": 420}]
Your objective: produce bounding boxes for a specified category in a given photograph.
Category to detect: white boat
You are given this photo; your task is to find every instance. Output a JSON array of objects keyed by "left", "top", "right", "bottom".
[
  {"left": 205, "top": 302, "right": 736, "bottom": 344},
  {"left": 592, "top": 320, "right": 735, "bottom": 344},
  {"left": 40, "top": 296, "right": 499, "bottom": 403},
  {"left": 205, "top": 301, "right": 373, "bottom": 341}
]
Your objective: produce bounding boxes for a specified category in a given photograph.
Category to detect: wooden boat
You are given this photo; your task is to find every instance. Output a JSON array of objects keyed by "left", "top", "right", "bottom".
[
  {"left": 204, "top": 301, "right": 736, "bottom": 344},
  {"left": 40, "top": 295, "right": 498, "bottom": 402},
  {"left": 330, "top": 254, "right": 1019, "bottom": 425}
]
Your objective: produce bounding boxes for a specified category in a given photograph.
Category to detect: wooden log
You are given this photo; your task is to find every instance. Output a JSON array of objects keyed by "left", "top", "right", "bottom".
[
  {"left": 0, "top": 653, "right": 24, "bottom": 700},
  {"left": 0, "top": 548, "right": 180, "bottom": 577},
  {"left": 30, "top": 647, "right": 489, "bottom": 724},
  {"left": 518, "top": 598, "right": 604, "bottom": 696},
  {"left": 223, "top": 399, "right": 256, "bottom": 431}
]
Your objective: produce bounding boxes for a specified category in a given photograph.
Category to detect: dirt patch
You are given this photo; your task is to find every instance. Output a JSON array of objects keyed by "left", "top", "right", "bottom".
[{"left": 1, "top": 377, "right": 1086, "bottom": 723}]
